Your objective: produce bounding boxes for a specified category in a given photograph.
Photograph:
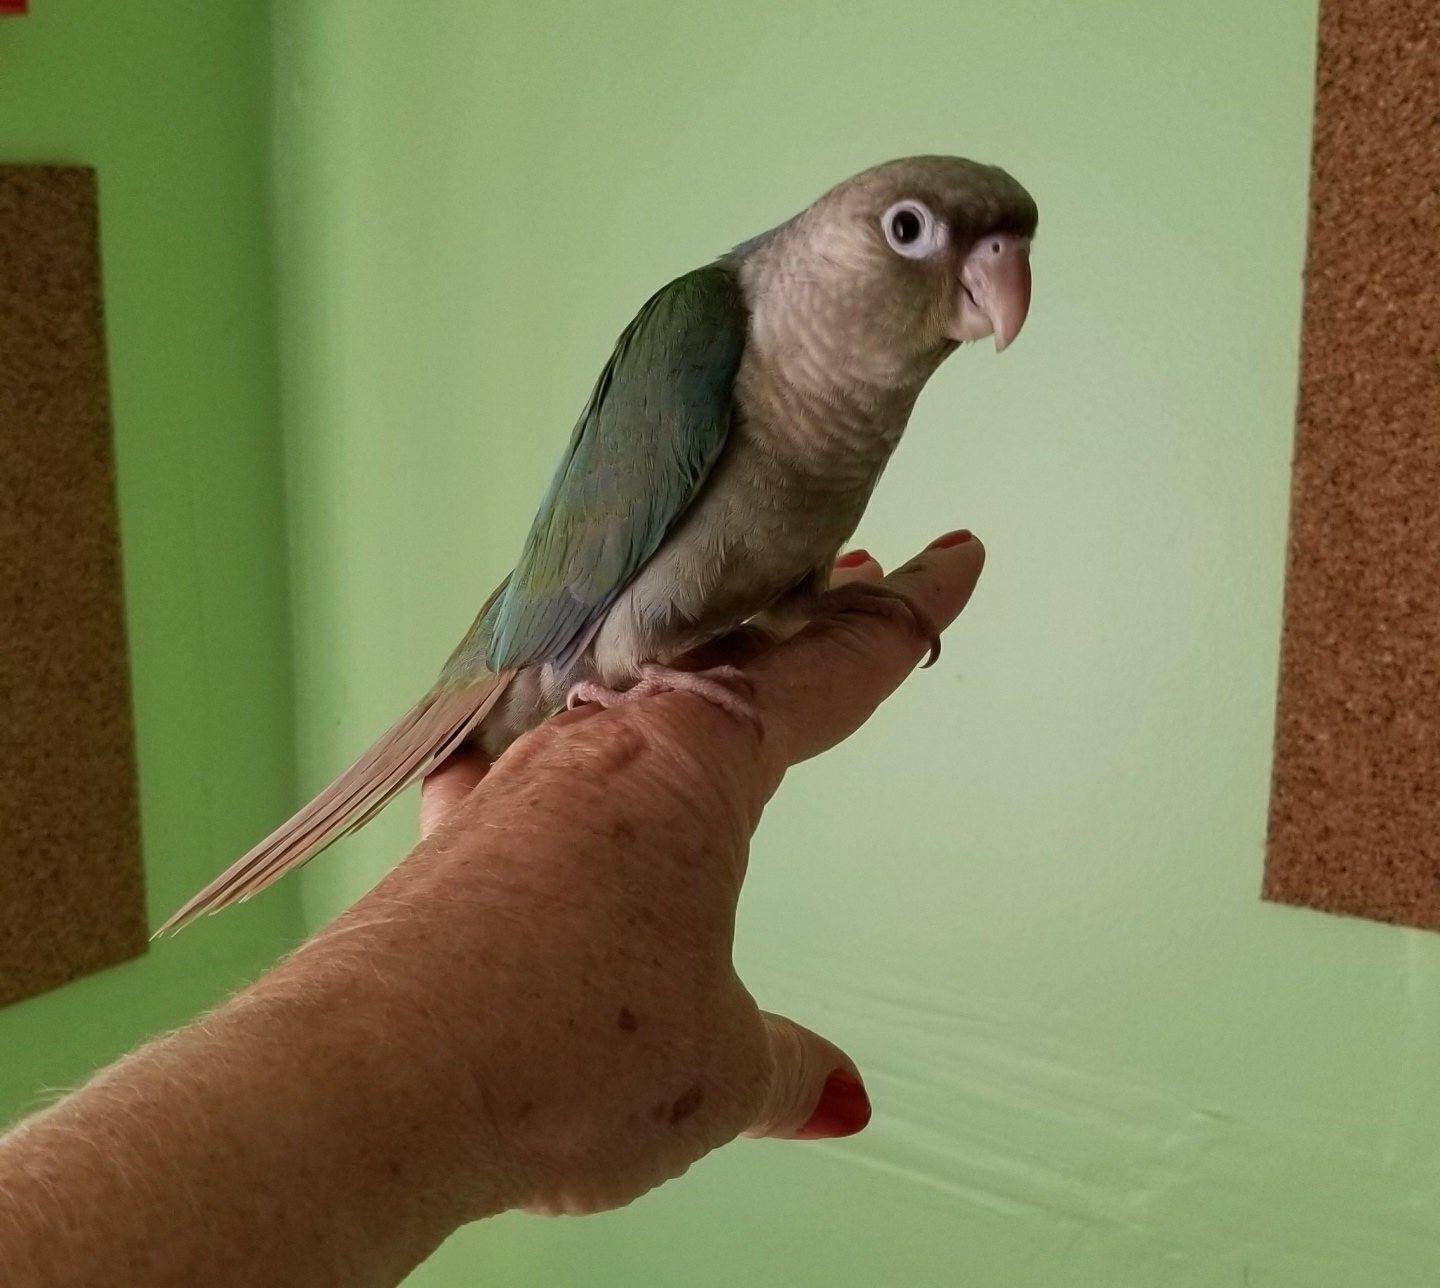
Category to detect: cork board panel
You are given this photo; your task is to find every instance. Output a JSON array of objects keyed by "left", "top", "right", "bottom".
[
  {"left": 0, "top": 165, "right": 147, "bottom": 1004},
  {"left": 1264, "top": 3, "right": 1440, "bottom": 929}
]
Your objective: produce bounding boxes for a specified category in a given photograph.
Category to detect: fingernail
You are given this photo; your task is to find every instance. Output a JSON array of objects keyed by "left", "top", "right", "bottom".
[
  {"left": 927, "top": 529, "right": 972, "bottom": 550},
  {"left": 795, "top": 1069, "right": 872, "bottom": 1139},
  {"left": 834, "top": 548, "right": 873, "bottom": 569}
]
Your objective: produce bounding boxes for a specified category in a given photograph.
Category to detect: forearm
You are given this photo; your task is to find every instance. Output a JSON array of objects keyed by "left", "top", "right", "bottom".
[
  {"left": 0, "top": 716, "right": 739, "bottom": 1286},
  {"left": 0, "top": 844, "right": 514, "bottom": 1288}
]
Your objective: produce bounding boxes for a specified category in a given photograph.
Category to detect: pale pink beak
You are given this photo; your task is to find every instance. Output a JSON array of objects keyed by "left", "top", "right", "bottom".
[{"left": 952, "top": 233, "right": 1032, "bottom": 351}]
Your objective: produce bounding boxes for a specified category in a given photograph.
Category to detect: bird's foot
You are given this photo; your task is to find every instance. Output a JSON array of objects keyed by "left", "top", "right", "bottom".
[
  {"left": 566, "top": 663, "right": 763, "bottom": 735},
  {"left": 815, "top": 580, "right": 942, "bottom": 667}
]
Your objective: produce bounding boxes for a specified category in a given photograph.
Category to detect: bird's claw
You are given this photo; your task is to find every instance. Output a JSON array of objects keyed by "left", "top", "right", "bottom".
[
  {"left": 816, "top": 580, "right": 942, "bottom": 667},
  {"left": 565, "top": 663, "right": 763, "bottom": 736}
]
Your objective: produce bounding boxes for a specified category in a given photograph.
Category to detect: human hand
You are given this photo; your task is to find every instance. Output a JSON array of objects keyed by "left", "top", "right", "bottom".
[
  {"left": 0, "top": 531, "right": 984, "bottom": 1288},
  {"left": 393, "top": 530, "right": 985, "bottom": 1216}
]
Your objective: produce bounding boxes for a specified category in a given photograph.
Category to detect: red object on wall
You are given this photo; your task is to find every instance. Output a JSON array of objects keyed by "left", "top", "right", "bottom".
[{"left": 0, "top": 1, "right": 28, "bottom": 15}]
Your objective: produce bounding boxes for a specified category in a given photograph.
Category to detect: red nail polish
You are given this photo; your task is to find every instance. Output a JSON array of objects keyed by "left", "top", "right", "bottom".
[
  {"left": 927, "top": 529, "right": 972, "bottom": 550},
  {"left": 835, "top": 548, "right": 872, "bottom": 569},
  {"left": 795, "top": 1069, "right": 872, "bottom": 1139}
]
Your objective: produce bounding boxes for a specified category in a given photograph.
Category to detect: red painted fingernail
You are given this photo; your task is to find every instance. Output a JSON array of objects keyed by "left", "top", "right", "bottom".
[
  {"left": 795, "top": 1068, "right": 872, "bottom": 1139},
  {"left": 927, "top": 529, "right": 972, "bottom": 550},
  {"left": 835, "top": 548, "right": 873, "bottom": 569}
]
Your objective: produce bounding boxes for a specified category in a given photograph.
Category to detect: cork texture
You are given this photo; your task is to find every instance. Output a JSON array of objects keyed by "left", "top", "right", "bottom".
[
  {"left": 1264, "top": 3, "right": 1440, "bottom": 928},
  {"left": 0, "top": 166, "right": 147, "bottom": 1004}
]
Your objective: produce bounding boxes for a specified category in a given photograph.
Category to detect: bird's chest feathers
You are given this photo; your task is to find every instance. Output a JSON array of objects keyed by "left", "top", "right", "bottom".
[{"left": 589, "top": 300, "right": 925, "bottom": 680}]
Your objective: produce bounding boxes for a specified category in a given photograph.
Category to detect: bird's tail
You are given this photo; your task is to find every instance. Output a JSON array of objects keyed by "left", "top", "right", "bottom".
[{"left": 154, "top": 672, "right": 513, "bottom": 936}]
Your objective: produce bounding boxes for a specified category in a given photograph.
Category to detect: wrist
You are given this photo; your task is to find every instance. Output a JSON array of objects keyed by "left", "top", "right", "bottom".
[{"left": 266, "top": 858, "right": 526, "bottom": 1223}]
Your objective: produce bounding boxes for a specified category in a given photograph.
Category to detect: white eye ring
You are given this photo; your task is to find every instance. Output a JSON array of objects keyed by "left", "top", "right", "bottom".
[{"left": 881, "top": 200, "right": 946, "bottom": 258}]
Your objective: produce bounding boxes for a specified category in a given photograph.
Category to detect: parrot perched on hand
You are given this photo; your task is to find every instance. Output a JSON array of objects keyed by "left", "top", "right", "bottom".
[{"left": 160, "top": 154, "right": 1036, "bottom": 933}]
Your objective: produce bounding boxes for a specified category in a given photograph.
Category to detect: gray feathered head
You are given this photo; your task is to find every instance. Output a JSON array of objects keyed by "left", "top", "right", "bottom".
[{"left": 736, "top": 155, "right": 1037, "bottom": 379}]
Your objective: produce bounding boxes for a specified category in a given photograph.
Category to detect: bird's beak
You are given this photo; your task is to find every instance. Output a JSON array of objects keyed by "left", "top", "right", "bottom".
[{"left": 949, "top": 234, "right": 1032, "bottom": 351}]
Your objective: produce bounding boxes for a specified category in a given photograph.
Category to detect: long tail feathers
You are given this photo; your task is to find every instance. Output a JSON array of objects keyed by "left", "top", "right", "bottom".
[{"left": 154, "top": 673, "right": 513, "bottom": 937}]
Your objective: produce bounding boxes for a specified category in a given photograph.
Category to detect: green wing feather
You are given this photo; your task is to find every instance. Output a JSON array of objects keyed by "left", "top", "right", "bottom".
[
  {"left": 480, "top": 264, "right": 747, "bottom": 674},
  {"left": 163, "top": 265, "right": 747, "bottom": 932}
]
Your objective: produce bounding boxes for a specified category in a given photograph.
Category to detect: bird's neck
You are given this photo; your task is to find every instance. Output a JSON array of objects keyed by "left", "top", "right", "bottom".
[
  {"left": 736, "top": 269, "right": 941, "bottom": 488},
  {"left": 733, "top": 347, "right": 920, "bottom": 493}
]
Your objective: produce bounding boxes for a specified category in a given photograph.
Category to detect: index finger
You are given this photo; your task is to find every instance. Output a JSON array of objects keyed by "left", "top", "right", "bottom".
[{"left": 751, "top": 531, "right": 986, "bottom": 767}]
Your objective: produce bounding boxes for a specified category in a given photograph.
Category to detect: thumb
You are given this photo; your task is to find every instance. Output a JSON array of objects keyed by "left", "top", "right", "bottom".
[
  {"left": 419, "top": 747, "right": 489, "bottom": 838},
  {"left": 745, "top": 1013, "right": 872, "bottom": 1141}
]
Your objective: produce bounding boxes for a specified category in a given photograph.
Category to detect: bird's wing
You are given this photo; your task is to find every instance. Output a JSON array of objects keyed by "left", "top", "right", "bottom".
[
  {"left": 482, "top": 264, "right": 748, "bottom": 674},
  {"left": 159, "top": 268, "right": 746, "bottom": 935}
]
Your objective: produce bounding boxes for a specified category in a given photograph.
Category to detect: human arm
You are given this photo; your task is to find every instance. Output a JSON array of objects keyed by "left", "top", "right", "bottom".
[{"left": 0, "top": 531, "right": 984, "bottom": 1287}]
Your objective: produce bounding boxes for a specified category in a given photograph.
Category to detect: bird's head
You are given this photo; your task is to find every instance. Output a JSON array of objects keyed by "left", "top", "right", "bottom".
[{"left": 746, "top": 156, "right": 1037, "bottom": 385}]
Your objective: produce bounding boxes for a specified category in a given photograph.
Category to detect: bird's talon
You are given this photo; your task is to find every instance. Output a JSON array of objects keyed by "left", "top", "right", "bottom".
[
  {"left": 564, "top": 664, "right": 763, "bottom": 738},
  {"left": 817, "top": 581, "right": 941, "bottom": 667},
  {"left": 637, "top": 663, "right": 763, "bottom": 735},
  {"left": 566, "top": 679, "right": 630, "bottom": 710}
]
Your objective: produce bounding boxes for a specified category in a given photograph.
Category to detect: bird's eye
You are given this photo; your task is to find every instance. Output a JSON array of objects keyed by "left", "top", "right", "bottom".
[
  {"left": 881, "top": 200, "right": 944, "bottom": 259},
  {"left": 891, "top": 208, "right": 922, "bottom": 243}
]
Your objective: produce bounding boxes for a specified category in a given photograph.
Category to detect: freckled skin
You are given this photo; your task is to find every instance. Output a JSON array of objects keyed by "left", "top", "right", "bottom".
[{"left": 668, "top": 1086, "right": 704, "bottom": 1126}]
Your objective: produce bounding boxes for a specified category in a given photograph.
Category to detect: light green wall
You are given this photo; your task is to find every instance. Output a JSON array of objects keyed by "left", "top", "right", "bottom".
[
  {"left": 0, "top": 4, "right": 302, "bottom": 1118},
  {"left": 271, "top": 2, "right": 1440, "bottom": 1285},
  {"left": 9, "top": 2, "right": 1440, "bottom": 1285}
]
